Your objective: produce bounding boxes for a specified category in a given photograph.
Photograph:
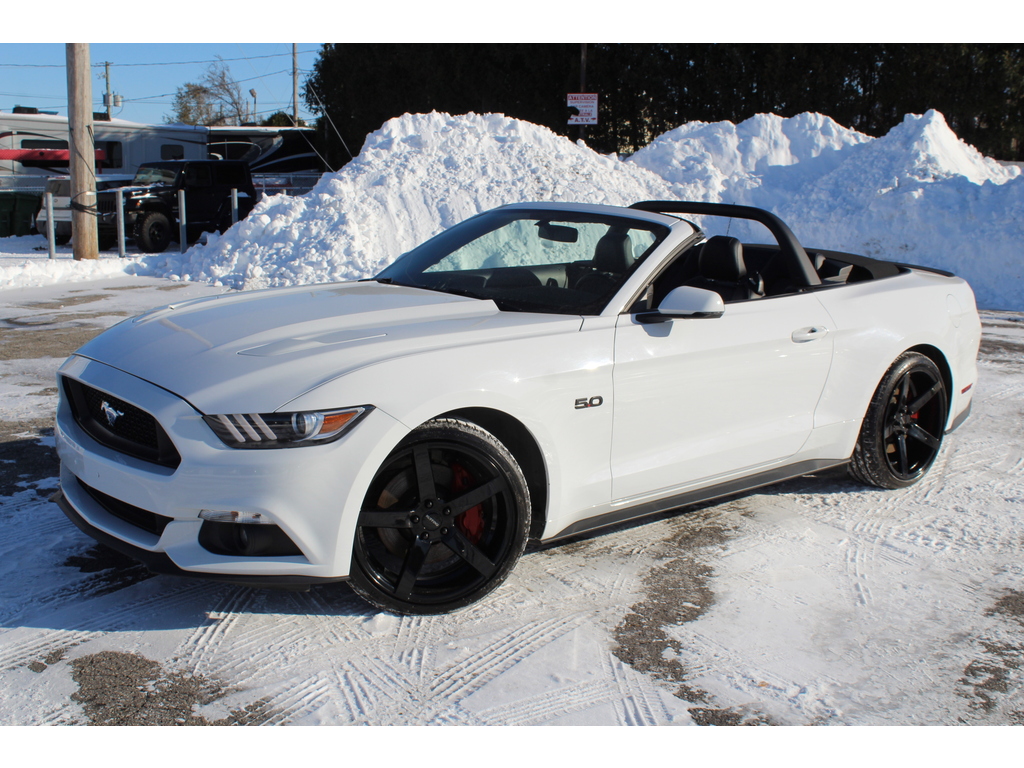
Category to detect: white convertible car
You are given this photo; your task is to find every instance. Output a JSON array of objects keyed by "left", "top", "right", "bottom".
[{"left": 54, "top": 201, "right": 981, "bottom": 614}]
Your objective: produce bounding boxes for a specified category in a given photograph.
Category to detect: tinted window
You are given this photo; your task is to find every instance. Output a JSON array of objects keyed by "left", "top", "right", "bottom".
[
  {"left": 134, "top": 166, "right": 178, "bottom": 185},
  {"left": 213, "top": 165, "right": 247, "bottom": 187},
  {"left": 21, "top": 139, "right": 68, "bottom": 149}
]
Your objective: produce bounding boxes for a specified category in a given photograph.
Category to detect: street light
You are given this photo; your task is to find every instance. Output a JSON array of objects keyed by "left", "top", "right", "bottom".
[{"left": 249, "top": 88, "right": 257, "bottom": 124}]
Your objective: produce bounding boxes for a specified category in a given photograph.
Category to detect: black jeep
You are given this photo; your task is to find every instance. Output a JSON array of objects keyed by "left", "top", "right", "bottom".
[{"left": 98, "top": 160, "right": 258, "bottom": 253}]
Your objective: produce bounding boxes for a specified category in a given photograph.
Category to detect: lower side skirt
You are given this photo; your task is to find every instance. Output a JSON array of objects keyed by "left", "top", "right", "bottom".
[{"left": 548, "top": 458, "right": 848, "bottom": 541}]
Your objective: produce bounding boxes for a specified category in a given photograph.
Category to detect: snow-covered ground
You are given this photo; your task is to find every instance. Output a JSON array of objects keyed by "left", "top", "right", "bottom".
[
  {"left": 0, "top": 277, "right": 1022, "bottom": 726},
  {"left": 1, "top": 110, "right": 1022, "bottom": 727}
]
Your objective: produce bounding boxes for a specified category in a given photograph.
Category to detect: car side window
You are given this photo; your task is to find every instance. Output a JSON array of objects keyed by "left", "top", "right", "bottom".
[{"left": 186, "top": 166, "right": 212, "bottom": 187}]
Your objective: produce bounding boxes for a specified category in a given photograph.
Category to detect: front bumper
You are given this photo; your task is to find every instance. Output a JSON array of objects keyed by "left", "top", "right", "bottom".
[
  {"left": 55, "top": 355, "right": 404, "bottom": 584},
  {"left": 54, "top": 488, "right": 335, "bottom": 588}
]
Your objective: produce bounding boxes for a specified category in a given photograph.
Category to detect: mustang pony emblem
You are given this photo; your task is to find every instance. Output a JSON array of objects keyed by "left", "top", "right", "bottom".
[{"left": 100, "top": 400, "right": 124, "bottom": 427}]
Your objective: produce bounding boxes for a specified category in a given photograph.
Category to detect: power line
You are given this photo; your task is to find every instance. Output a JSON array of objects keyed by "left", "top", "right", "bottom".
[{"left": 0, "top": 50, "right": 319, "bottom": 69}]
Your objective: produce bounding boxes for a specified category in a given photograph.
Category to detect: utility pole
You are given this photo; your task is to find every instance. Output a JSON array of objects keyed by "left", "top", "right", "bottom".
[
  {"left": 292, "top": 43, "right": 299, "bottom": 126},
  {"left": 579, "top": 43, "right": 588, "bottom": 144},
  {"left": 103, "top": 61, "right": 112, "bottom": 119},
  {"left": 66, "top": 43, "right": 98, "bottom": 261}
]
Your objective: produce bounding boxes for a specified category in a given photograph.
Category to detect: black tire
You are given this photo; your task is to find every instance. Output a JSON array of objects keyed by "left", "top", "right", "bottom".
[
  {"left": 849, "top": 352, "right": 948, "bottom": 489},
  {"left": 350, "top": 418, "right": 531, "bottom": 615},
  {"left": 41, "top": 227, "right": 70, "bottom": 246},
  {"left": 135, "top": 211, "right": 172, "bottom": 253}
]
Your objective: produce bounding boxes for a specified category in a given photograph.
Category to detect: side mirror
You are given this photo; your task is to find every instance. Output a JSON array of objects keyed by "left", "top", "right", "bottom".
[{"left": 638, "top": 286, "right": 725, "bottom": 323}]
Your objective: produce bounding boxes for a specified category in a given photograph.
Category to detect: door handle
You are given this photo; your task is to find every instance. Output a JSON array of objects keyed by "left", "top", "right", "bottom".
[{"left": 791, "top": 326, "right": 829, "bottom": 343}]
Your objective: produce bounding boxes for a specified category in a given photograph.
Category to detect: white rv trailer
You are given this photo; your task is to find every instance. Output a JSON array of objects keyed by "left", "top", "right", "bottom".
[
  {"left": 0, "top": 110, "right": 208, "bottom": 189},
  {"left": 0, "top": 111, "right": 321, "bottom": 191}
]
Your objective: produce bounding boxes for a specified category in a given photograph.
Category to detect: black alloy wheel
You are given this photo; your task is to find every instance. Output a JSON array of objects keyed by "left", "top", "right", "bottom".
[
  {"left": 136, "top": 211, "right": 172, "bottom": 253},
  {"left": 350, "top": 419, "right": 531, "bottom": 615},
  {"left": 849, "top": 352, "right": 948, "bottom": 489},
  {"left": 43, "top": 228, "right": 70, "bottom": 246}
]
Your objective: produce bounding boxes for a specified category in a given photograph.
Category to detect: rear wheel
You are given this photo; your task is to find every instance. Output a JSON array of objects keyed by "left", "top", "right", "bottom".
[
  {"left": 135, "top": 211, "right": 172, "bottom": 253},
  {"left": 849, "top": 352, "right": 948, "bottom": 488},
  {"left": 43, "top": 228, "right": 70, "bottom": 246},
  {"left": 350, "top": 419, "right": 531, "bottom": 615}
]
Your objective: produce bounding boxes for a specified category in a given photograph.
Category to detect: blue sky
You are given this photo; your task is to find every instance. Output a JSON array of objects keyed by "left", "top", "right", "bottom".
[{"left": 0, "top": 44, "right": 322, "bottom": 126}]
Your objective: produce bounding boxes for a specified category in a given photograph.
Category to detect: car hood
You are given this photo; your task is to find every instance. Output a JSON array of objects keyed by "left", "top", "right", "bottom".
[{"left": 73, "top": 281, "right": 581, "bottom": 414}]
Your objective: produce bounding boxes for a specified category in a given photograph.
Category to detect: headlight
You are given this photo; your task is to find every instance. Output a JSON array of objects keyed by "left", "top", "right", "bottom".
[{"left": 203, "top": 406, "right": 372, "bottom": 448}]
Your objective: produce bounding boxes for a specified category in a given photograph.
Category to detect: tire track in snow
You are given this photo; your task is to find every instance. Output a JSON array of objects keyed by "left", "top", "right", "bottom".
[
  {"left": 432, "top": 614, "right": 585, "bottom": 701},
  {"left": 294, "top": 611, "right": 595, "bottom": 724},
  {"left": 252, "top": 674, "right": 335, "bottom": 726},
  {"left": 0, "top": 580, "right": 212, "bottom": 673},
  {"left": 175, "top": 586, "right": 259, "bottom": 676},
  {"left": 176, "top": 590, "right": 336, "bottom": 686},
  {"left": 475, "top": 679, "right": 617, "bottom": 725},
  {"left": 606, "top": 655, "right": 677, "bottom": 725}
]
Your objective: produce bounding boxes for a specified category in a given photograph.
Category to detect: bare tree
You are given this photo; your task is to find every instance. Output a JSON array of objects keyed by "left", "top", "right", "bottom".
[{"left": 166, "top": 61, "right": 250, "bottom": 126}]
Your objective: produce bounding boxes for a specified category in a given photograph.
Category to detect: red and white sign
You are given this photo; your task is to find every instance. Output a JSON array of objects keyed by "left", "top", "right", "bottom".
[{"left": 567, "top": 93, "right": 598, "bottom": 125}]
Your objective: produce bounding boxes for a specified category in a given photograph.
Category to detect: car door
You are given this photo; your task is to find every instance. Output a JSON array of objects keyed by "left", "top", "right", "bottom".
[
  {"left": 182, "top": 164, "right": 218, "bottom": 228},
  {"left": 610, "top": 292, "right": 834, "bottom": 502}
]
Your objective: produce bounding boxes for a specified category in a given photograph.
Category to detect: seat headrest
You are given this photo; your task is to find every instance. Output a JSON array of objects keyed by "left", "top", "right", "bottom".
[
  {"left": 699, "top": 236, "right": 746, "bottom": 282},
  {"left": 593, "top": 231, "right": 633, "bottom": 274}
]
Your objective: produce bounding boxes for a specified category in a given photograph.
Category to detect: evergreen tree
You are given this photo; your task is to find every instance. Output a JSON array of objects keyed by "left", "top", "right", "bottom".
[{"left": 303, "top": 44, "right": 1024, "bottom": 165}]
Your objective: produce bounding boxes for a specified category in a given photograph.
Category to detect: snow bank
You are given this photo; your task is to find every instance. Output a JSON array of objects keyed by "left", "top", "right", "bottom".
[
  {"left": 634, "top": 109, "right": 1023, "bottom": 309},
  {"left": 139, "top": 113, "right": 681, "bottom": 291},
  {"left": 629, "top": 112, "right": 873, "bottom": 200},
  {"left": 2, "top": 109, "right": 1021, "bottom": 309},
  {"left": 0, "top": 240, "right": 136, "bottom": 288},
  {"left": 761, "top": 111, "right": 1023, "bottom": 309}
]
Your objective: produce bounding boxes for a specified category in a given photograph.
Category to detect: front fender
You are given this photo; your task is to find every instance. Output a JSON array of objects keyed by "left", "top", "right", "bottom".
[{"left": 281, "top": 321, "right": 617, "bottom": 538}]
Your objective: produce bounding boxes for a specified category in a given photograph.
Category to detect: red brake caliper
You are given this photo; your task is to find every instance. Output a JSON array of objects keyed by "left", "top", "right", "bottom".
[{"left": 450, "top": 462, "right": 484, "bottom": 543}]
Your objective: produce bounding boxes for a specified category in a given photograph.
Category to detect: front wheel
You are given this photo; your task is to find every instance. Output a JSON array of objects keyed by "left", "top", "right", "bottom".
[
  {"left": 350, "top": 418, "right": 531, "bottom": 615},
  {"left": 849, "top": 352, "right": 948, "bottom": 489},
  {"left": 135, "top": 211, "right": 172, "bottom": 253}
]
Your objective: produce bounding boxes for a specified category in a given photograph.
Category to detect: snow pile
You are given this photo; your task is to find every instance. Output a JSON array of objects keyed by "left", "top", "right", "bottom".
[
  {"left": 764, "top": 111, "right": 1024, "bottom": 307},
  {"left": 632, "top": 110, "right": 1023, "bottom": 308},
  {"left": 2, "top": 108, "right": 1022, "bottom": 309},
  {"left": 137, "top": 112, "right": 681, "bottom": 290},
  {"left": 629, "top": 112, "right": 873, "bottom": 200},
  {"left": 0, "top": 240, "right": 134, "bottom": 288}
]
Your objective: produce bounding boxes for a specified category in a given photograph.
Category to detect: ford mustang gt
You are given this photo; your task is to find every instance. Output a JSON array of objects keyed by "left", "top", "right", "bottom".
[{"left": 53, "top": 201, "right": 981, "bottom": 614}]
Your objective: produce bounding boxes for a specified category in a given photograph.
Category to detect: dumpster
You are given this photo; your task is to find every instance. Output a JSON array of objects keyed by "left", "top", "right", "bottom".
[
  {"left": 12, "top": 191, "right": 42, "bottom": 236},
  {"left": 0, "top": 193, "right": 15, "bottom": 238}
]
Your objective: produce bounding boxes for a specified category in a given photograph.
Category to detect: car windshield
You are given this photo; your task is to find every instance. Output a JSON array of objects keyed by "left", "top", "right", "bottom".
[
  {"left": 375, "top": 208, "right": 669, "bottom": 315},
  {"left": 133, "top": 166, "right": 178, "bottom": 185}
]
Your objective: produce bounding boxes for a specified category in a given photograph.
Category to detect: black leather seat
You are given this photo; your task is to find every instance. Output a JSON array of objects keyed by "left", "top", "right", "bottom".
[
  {"left": 574, "top": 230, "right": 633, "bottom": 295},
  {"left": 682, "top": 236, "right": 763, "bottom": 302}
]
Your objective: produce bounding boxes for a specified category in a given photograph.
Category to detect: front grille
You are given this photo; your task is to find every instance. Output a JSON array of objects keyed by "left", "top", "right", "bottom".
[
  {"left": 95, "top": 196, "right": 118, "bottom": 214},
  {"left": 61, "top": 376, "right": 181, "bottom": 468},
  {"left": 77, "top": 477, "right": 172, "bottom": 537}
]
